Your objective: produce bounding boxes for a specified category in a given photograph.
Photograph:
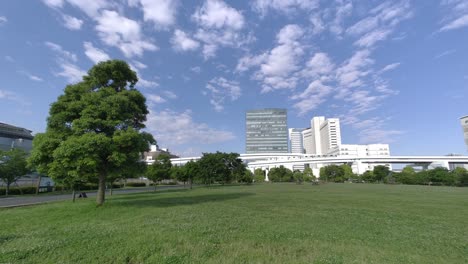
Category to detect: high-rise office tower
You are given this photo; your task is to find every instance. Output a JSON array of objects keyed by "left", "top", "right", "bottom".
[
  {"left": 288, "top": 128, "right": 305, "bottom": 153},
  {"left": 302, "top": 116, "right": 342, "bottom": 155},
  {"left": 461, "top": 116, "right": 468, "bottom": 151},
  {"left": 246, "top": 109, "right": 288, "bottom": 153}
]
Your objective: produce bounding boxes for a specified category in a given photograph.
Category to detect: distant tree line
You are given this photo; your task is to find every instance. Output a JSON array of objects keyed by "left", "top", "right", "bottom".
[
  {"left": 146, "top": 151, "right": 253, "bottom": 188},
  {"left": 317, "top": 164, "right": 468, "bottom": 187},
  {"left": 251, "top": 166, "right": 317, "bottom": 184}
]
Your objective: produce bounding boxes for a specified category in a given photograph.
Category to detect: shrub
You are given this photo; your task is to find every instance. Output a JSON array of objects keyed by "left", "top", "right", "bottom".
[
  {"left": 126, "top": 182, "right": 147, "bottom": 187},
  {"left": 0, "top": 186, "right": 37, "bottom": 195},
  {"left": 111, "top": 183, "right": 122, "bottom": 189},
  {"left": 254, "top": 169, "right": 265, "bottom": 183},
  {"left": 159, "top": 181, "right": 178, "bottom": 185}
]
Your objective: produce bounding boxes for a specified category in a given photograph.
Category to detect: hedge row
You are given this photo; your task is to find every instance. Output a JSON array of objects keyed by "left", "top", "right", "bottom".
[
  {"left": 125, "top": 182, "right": 147, "bottom": 187},
  {"left": 0, "top": 186, "right": 37, "bottom": 195}
]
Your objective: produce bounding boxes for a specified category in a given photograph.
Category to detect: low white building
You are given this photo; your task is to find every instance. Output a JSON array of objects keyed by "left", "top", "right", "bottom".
[
  {"left": 327, "top": 144, "right": 391, "bottom": 173},
  {"left": 328, "top": 144, "right": 390, "bottom": 157}
]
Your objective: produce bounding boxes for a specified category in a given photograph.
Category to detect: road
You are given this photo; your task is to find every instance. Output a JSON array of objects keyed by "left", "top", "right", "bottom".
[{"left": 0, "top": 185, "right": 186, "bottom": 208}]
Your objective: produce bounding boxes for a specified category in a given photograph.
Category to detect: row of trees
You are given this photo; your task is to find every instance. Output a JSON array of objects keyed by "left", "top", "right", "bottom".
[
  {"left": 146, "top": 152, "right": 253, "bottom": 188},
  {"left": 251, "top": 166, "right": 317, "bottom": 184},
  {"left": 318, "top": 164, "right": 468, "bottom": 187}
]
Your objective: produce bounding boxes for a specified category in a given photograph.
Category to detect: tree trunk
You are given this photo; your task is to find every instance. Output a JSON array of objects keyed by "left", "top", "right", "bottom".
[
  {"left": 96, "top": 173, "right": 106, "bottom": 206},
  {"left": 72, "top": 189, "right": 76, "bottom": 203},
  {"left": 5, "top": 182, "right": 10, "bottom": 197},
  {"left": 190, "top": 179, "right": 193, "bottom": 189}
]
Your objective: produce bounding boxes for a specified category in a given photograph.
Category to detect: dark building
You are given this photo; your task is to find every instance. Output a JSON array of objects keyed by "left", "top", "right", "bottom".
[
  {"left": 0, "top": 122, "right": 34, "bottom": 152},
  {"left": 246, "top": 108, "right": 288, "bottom": 153}
]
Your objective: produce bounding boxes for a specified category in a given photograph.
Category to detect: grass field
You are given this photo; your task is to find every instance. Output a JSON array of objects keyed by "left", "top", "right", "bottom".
[{"left": 1, "top": 183, "right": 467, "bottom": 264}]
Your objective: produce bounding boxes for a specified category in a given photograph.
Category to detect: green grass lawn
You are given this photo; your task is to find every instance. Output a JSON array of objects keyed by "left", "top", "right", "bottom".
[{"left": 1, "top": 183, "right": 467, "bottom": 264}]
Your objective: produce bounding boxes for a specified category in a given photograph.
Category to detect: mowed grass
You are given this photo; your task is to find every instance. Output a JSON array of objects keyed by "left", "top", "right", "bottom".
[{"left": 1, "top": 184, "right": 467, "bottom": 264}]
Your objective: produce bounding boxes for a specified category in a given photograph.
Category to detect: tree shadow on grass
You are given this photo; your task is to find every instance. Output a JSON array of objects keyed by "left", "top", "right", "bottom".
[{"left": 113, "top": 192, "right": 255, "bottom": 208}]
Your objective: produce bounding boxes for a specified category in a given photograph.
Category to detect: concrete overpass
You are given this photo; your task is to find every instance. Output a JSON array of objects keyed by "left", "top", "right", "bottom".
[{"left": 170, "top": 153, "right": 468, "bottom": 181}]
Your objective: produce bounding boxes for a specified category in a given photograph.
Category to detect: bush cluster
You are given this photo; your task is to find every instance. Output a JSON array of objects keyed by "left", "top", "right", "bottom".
[
  {"left": 0, "top": 186, "right": 36, "bottom": 195},
  {"left": 126, "top": 182, "right": 147, "bottom": 187}
]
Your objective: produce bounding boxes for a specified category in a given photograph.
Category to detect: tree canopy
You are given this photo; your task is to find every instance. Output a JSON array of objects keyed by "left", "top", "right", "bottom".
[
  {"left": 28, "top": 60, "right": 154, "bottom": 205},
  {"left": 0, "top": 148, "right": 29, "bottom": 196},
  {"left": 146, "top": 154, "right": 172, "bottom": 188}
]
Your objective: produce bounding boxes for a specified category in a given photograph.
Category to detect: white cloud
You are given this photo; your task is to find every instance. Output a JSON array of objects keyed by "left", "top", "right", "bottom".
[
  {"left": 42, "top": 0, "right": 64, "bottom": 8},
  {"left": 46, "top": 41, "right": 85, "bottom": 83},
  {"left": 138, "top": 78, "right": 159, "bottom": 88},
  {"left": 45, "top": 41, "right": 78, "bottom": 62},
  {"left": 145, "top": 109, "right": 236, "bottom": 145},
  {"left": 335, "top": 49, "right": 374, "bottom": 96},
  {"left": 205, "top": 77, "right": 241, "bottom": 111},
  {"left": 83, "top": 42, "right": 110, "bottom": 64},
  {"left": 95, "top": 10, "right": 157, "bottom": 58},
  {"left": 193, "top": 0, "right": 244, "bottom": 30},
  {"left": 192, "top": 0, "right": 249, "bottom": 59},
  {"left": 440, "top": 0, "right": 468, "bottom": 32},
  {"left": 379, "top": 62, "right": 401, "bottom": 73},
  {"left": 301, "top": 52, "right": 335, "bottom": 78},
  {"left": 147, "top": 94, "right": 166, "bottom": 104},
  {"left": 347, "top": 1, "right": 413, "bottom": 48},
  {"left": 310, "top": 13, "right": 325, "bottom": 34},
  {"left": 190, "top": 66, "right": 201, "bottom": 73},
  {"left": 235, "top": 53, "right": 267, "bottom": 72},
  {"left": 276, "top": 24, "right": 304, "bottom": 44},
  {"left": 252, "top": 0, "right": 319, "bottom": 16},
  {"left": 132, "top": 60, "right": 147, "bottom": 69},
  {"left": 56, "top": 62, "right": 86, "bottom": 83},
  {"left": 162, "top": 90, "right": 177, "bottom": 99},
  {"left": 5, "top": 56, "right": 14, "bottom": 62},
  {"left": 329, "top": 0, "right": 353, "bottom": 37},
  {"left": 0, "top": 16, "right": 7, "bottom": 25},
  {"left": 291, "top": 80, "right": 333, "bottom": 115},
  {"left": 62, "top": 14, "right": 83, "bottom": 30},
  {"left": 29, "top": 75, "right": 43, "bottom": 82},
  {"left": 252, "top": 24, "right": 305, "bottom": 92},
  {"left": 18, "top": 71, "right": 44, "bottom": 82},
  {"left": 434, "top": 49, "right": 456, "bottom": 59},
  {"left": 171, "top": 29, "right": 200, "bottom": 51},
  {"left": 137, "top": 0, "right": 178, "bottom": 29},
  {"left": 0, "top": 89, "right": 18, "bottom": 100},
  {"left": 343, "top": 117, "right": 403, "bottom": 144},
  {"left": 66, "top": 0, "right": 110, "bottom": 17}
]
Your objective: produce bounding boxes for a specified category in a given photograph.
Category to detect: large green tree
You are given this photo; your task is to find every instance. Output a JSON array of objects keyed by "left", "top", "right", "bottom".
[
  {"left": 0, "top": 148, "right": 29, "bottom": 196},
  {"left": 269, "top": 166, "right": 293, "bottom": 182},
  {"left": 183, "top": 160, "right": 200, "bottom": 189},
  {"left": 319, "top": 165, "right": 345, "bottom": 182},
  {"left": 452, "top": 167, "right": 468, "bottom": 186},
  {"left": 197, "top": 152, "right": 244, "bottom": 185},
  {"left": 254, "top": 168, "right": 265, "bottom": 183},
  {"left": 146, "top": 154, "right": 172, "bottom": 189},
  {"left": 28, "top": 60, "right": 154, "bottom": 205},
  {"left": 373, "top": 165, "right": 391, "bottom": 183}
]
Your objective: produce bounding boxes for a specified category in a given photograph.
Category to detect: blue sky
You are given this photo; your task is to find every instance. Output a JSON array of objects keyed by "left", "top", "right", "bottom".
[{"left": 0, "top": 0, "right": 467, "bottom": 157}]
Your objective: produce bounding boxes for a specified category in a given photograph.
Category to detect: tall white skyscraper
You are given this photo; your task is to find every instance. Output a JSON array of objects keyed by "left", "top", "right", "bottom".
[
  {"left": 302, "top": 116, "right": 342, "bottom": 155},
  {"left": 288, "top": 128, "right": 305, "bottom": 153},
  {"left": 461, "top": 116, "right": 468, "bottom": 151}
]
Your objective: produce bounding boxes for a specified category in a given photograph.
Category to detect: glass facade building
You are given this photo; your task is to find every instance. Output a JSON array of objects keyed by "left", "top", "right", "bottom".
[
  {"left": 0, "top": 123, "right": 34, "bottom": 152},
  {"left": 246, "top": 109, "right": 288, "bottom": 153}
]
